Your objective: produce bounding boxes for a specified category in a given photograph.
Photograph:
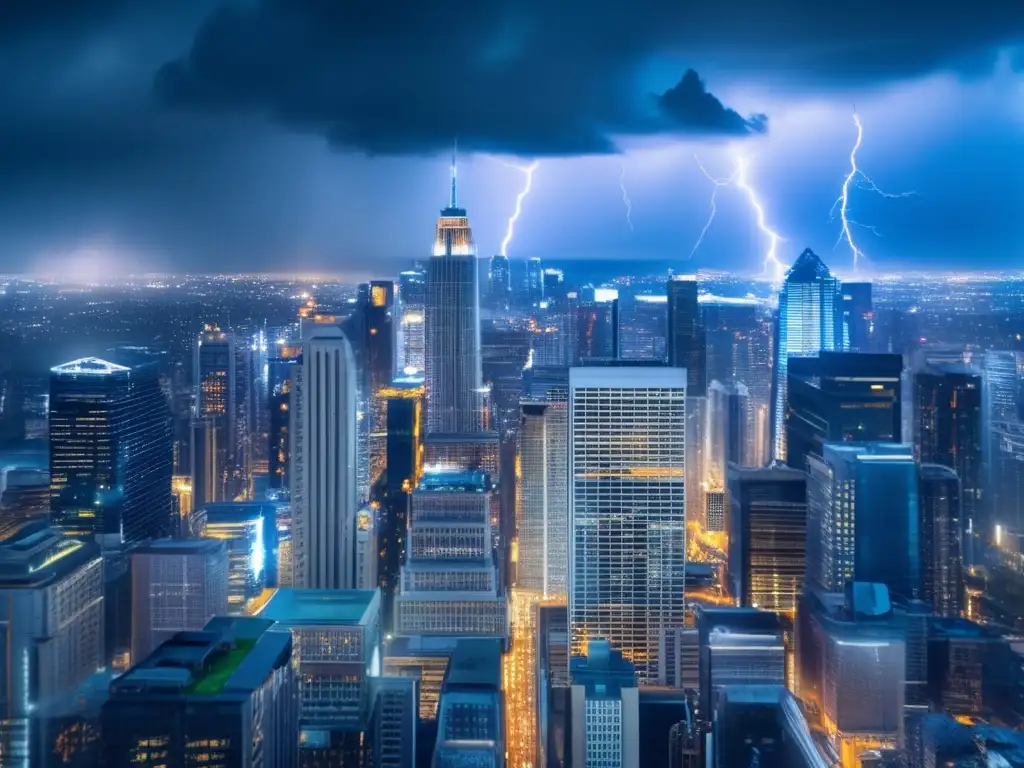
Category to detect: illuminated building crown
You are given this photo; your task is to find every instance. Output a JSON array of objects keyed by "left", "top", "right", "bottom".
[{"left": 433, "top": 147, "right": 475, "bottom": 257}]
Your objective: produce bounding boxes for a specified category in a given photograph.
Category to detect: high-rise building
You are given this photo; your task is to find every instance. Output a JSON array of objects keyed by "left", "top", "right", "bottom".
[
  {"left": 267, "top": 341, "right": 300, "bottom": 491},
  {"left": 433, "top": 638, "right": 505, "bottom": 767},
  {"left": 667, "top": 275, "right": 706, "bottom": 395},
  {"left": 425, "top": 167, "right": 484, "bottom": 439},
  {"left": 102, "top": 617, "right": 298, "bottom": 768},
  {"left": 396, "top": 269, "right": 426, "bottom": 376},
  {"left": 537, "top": 603, "right": 570, "bottom": 768},
  {"left": 542, "top": 268, "right": 565, "bottom": 303},
  {"left": 0, "top": 523, "right": 104, "bottom": 762},
  {"left": 191, "top": 327, "right": 238, "bottom": 506},
  {"left": 919, "top": 464, "right": 963, "bottom": 618},
  {"left": 707, "top": 380, "right": 751, "bottom": 487},
  {"left": 727, "top": 465, "right": 807, "bottom": 614},
  {"left": 130, "top": 538, "right": 229, "bottom": 663},
  {"left": 841, "top": 281, "right": 873, "bottom": 351},
  {"left": 914, "top": 362, "right": 983, "bottom": 540},
  {"left": 785, "top": 351, "right": 902, "bottom": 470},
  {"left": 394, "top": 469, "right": 507, "bottom": 638},
  {"left": 619, "top": 294, "right": 668, "bottom": 361},
  {"left": 574, "top": 299, "right": 619, "bottom": 361},
  {"left": 569, "top": 366, "right": 686, "bottom": 684},
  {"left": 517, "top": 400, "right": 568, "bottom": 598},
  {"left": 369, "top": 675, "right": 418, "bottom": 768},
  {"left": 568, "top": 639, "right": 640, "bottom": 768},
  {"left": 771, "top": 249, "right": 843, "bottom": 462},
  {"left": 257, "top": 588, "right": 380, "bottom": 752},
  {"left": 291, "top": 322, "right": 358, "bottom": 589},
  {"left": 199, "top": 502, "right": 272, "bottom": 612},
  {"left": 362, "top": 281, "right": 395, "bottom": 489},
  {"left": 806, "top": 442, "right": 920, "bottom": 599},
  {"left": 50, "top": 357, "right": 173, "bottom": 542},
  {"left": 696, "top": 607, "right": 786, "bottom": 721},
  {"left": 488, "top": 254, "right": 512, "bottom": 310},
  {"left": 990, "top": 421, "right": 1024, "bottom": 531},
  {"left": 525, "top": 256, "right": 544, "bottom": 305}
]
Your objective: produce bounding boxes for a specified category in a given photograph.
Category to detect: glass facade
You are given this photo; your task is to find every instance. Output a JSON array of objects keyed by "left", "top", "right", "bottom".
[
  {"left": 50, "top": 357, "right": 173, "bottom": 542},
  {"left": 667, "top": 276, "right": 705, "bottom": 394},
  {"left": 771, "top": 249, "right": 843, "bottom": 463},
  {"left": 919, "top": 464, "right": 963, "bottom": 617},
  {"left": 569, "top": 366, "right": 686, "bottom": 684}
]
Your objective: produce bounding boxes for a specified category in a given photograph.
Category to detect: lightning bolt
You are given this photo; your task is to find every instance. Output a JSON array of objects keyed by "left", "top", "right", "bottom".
[
  {"left": 832, "top": 110, "right": 916, "bottom": 273},
  {"left": 619, "top": 162, "right": 634, "bottom": 233},
  {"left": 499, "top": 160, "right": 540, "bottom": 257},
  {"left": 732, "top": 154, "right": 786, "bottom": 285},
  {"left": 689, "top": 155, "right": 737, "bottom": 259}
]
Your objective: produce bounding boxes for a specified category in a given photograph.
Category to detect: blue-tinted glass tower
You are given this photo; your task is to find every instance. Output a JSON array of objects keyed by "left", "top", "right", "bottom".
[
  {"left": 772, "top": 249, "right": 843, "bottom": 463},
  {"left": 50, "top": 357, "right": 173, "bottom": 543}
]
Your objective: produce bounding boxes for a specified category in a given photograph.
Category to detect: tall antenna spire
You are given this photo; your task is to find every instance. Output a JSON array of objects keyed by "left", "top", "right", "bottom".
[{"left": 450, "top": 137, "right": 458, "bottom": 209}]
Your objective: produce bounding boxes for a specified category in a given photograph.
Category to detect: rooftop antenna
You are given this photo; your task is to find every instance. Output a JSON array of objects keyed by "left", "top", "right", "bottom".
[{"left": 450, "top": 136, "right": 458, "bottom": 209}]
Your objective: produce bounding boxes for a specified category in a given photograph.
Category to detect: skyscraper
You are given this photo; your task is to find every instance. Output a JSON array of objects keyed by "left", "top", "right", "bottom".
[
  {"left": 425, "top": 166, "right": 485, "bottom": 439},
  {"left": 806, "top": 442, "right": 919, "bottom": 599},
  {"left": 396, "top": 269, "right": 426, "bottom": 376},
  {"left": 727, "top": 465, "right": 807, "bottom": 613},
  {"left": 130, "top": 538, "right": 230, "bottom": 663},
  {"left": 191, "top": 327, "right": 237, "bottom": 506},
  {"left": 50, "top": 357, "right": 173, "bottom": 542},
  {"left": 569, "top": 365, "right": 686, "bottom": 684},
  {"left": 785, "top": 351, "right": 902, "bottom": 470},
  {"left": 919, "top": 464, "right": 963, "bottom": 618},
  {"left": 841, "top": 281, "right": 873, "bottom": 351},
  {"left": 517, "top": 399, "right": 568, "bottom": 598},
  {"left": 914, "top": 362, "right": 983, "bottom": 540},
  {"left": 667, "top": 275, "right": 706, "bottom": 395},
  {"left": 363, "top": 281, "right": 395, "bottom": 488},
  {"left": 772, "top": 249, "right": 843, "bottom": 462},
  {"left": 568, "top": 639, "right": 640, "bottom": 768},
  {"left": 488, "top": 254, "right": 512, "bottom": 310},
  {"left": 0, "top": 523, "right": 104, "bottom": 761},
  {"left": 525, "top": 256, "right": 544, "bottom": 305},
  {"left": 291, "top": 321, "right": 358, "bottom": 589}
]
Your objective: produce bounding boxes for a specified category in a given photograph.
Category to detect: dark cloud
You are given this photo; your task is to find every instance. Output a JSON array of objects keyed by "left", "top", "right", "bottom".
[{"left": 655, "top": 70, "right": 767, "bottom": 136}]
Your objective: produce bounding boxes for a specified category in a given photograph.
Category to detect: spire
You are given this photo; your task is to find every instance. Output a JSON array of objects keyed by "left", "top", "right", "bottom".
[{"left": 450, "top": 137, "right": 458, "bottom": 209}]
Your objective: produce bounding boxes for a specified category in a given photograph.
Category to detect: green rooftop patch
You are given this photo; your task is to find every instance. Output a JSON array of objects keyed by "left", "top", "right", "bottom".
[{"left": 185, "top": 638, "right": 257, "bottom": 695}]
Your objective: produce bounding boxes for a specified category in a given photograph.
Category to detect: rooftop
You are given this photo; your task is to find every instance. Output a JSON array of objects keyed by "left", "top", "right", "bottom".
[
  {"left": 416, "top": 469, "right": 490, "bottom": 494},
  {"left": 133, "top": 538, "right": 227, "bottom": 557},
  {"left": 51, "top": 357, "right": 130, "bottom": 376},
  {"left": 257, "top": 587, "right": 378, "bottom": 626}
]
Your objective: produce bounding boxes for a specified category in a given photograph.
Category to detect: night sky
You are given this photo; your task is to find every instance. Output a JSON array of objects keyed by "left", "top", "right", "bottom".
[{"left": 2, "top": 1, "right": 1023, "bottom": 278}]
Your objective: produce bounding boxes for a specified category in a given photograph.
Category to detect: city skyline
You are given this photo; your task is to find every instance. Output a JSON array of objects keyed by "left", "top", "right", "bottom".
[{"left": 1, "top": 3, "right": 1023, "bottom": 275}]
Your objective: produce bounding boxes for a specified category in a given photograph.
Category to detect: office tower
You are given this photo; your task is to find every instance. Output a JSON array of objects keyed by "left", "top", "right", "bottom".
[
  {"left": 701, "top": 296, "right": 759, "bottom": 387},
  {"left": 191, "top": 327, "right": 238, "bottom": 506},
  {"left": 488, "top": 254, "right": 512, "bottom": 310},
  {"left": 983, "top": 349, "right": 1023, "bottom": 425},
  {"left": 619, "top": 294, "right": 668, "bottom": 361},
  {"left": 258, "top": 589, "right": 380, "bottom": 753},
  {"left": 667, "top": 275, "right": 706, "bottom": 394},
  {"left": 771, "top": 248, "right": 843, "bottom": 462},
  {"left": 425, "top": 167, "right": 484, "bottom": 438},
  {"left": 574, "top": 299, "right": 619, "bottom": 361},
  {"left": 291, "top": 321, "right": 358, "bottom": 589},
  {"left": 525, "top": 256, "right": 544, "bottom": 305},
  {"left": 0, "top": 523, "right": 104, "bottom": 762},
  {"left": 913, "top": 362, "right": 983, "bottom": 539},
  {"left": 370, "top": 675, "right": 418, "bottom": 768},
  {"left": 696, "top": 608, "right": 786, "bottom": 720},
  {"left": 569, "top": 366, "right": 686, "bottom": 684},
  {"left": 797, "top": 585, "right": 906, "bottom": 764},
  {"left": 50, "top": 357, "right": 173, "bottom": 542},
  {"left": 268, "top": 341, "right": 300, "bottom": 491},
  {"left": 356, "top": 281, "right": 395, "bottom": 490},
  {"left": 542, "top": 268, "right": 565, "bottom": 303},
  {"left": 568, "top": 639, "right": 640, "bottom": 768},
  {"left": 376, "top": 379, "right": 423, "bottom": 626},
  {"left": 727, "top": 465, "right": 807, "bottom": 613},
  {"left": 102, "top": 617, "right": 298, "bottom": 768},
  {"left": 990, "top": 422, "right": 1024, "bottom": 530},
  {"left": 517, "top": 400, "right": 568, "bottom": 598},
  {"left": 357, "top": 507, "right": 378, "bottom": 589},
  {"left": 200, "top": 502, "right": 272, "bottom": 612},
  {"left": 396, "top": 269, "right": 427, "bottom": 376},
  {"left": 841, "top": 281, "right": 873, "bottom": 350},
  {"left": 523, "top": 364, "right": 570, "bottom": 402},
  {"left": 394, "top": 469, "right": 506, "bottom": 637},
  {"left": 481, "top": 323, "right": 532, "bottom": 438},
  {"left": 708, "top": 686, "right": 827, "bottom": 768},
  {"left": 537, "top": 603, "right": 570, "bottom": 768},
  {"left": 786, "top": 351, "right": 902, "bottom": 470},
  {"left": 706, "top": 381, "right": 750, "bottom": 503},
  {"left": 0, "top": 465, "right": 50, "bottom": 539},
  {"left": 919, "top": 464, "right": 963, "bottom": 618},
  {"left": 685, "top": 393, "right": 708, "bottom": 530},
  {"left": 131, "top": 539, "right": 229, "bottom": 663},
  {"left": 806, "top": 443, "right": 920, "bottom": 599},
  {"left": 433, "top": 638, "right": 505, "bottom": 767}
]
